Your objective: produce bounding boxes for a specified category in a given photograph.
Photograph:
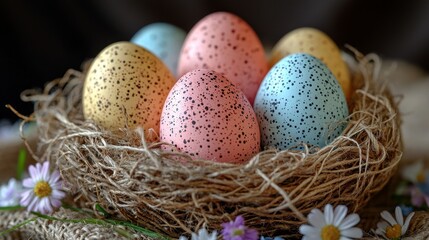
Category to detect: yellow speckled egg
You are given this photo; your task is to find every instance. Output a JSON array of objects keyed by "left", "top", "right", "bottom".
[
  {"left": 270, "top": 28, "right": 352, "bottom": 102},
  {"left": 83, "top": 41, "right": 176, "bottom": 135}
]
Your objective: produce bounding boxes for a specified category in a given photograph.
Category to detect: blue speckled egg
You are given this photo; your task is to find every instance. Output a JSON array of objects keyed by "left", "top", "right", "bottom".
[
  {"left": 254, "top": 53, "right": 349, "bottom": 150},
  {"left": 131, "top": 23, "right": 186, "bottom": 77}
]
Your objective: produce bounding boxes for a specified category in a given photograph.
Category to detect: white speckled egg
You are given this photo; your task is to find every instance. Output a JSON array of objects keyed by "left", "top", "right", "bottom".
[
  {"left": 160, "top": 69, "right": 260, "bottom": 163},
  {"left": 131, "top": 23, "right": 186, "bottom": 77},
  {"left": 254, "top": 53, "right": 349, "bottom": 150},
  {"left": 83, "top": 41, "right": 176, "bottom": 135},
  {"left": 270, "top": 28, "right": 352, "bottom": 103}
]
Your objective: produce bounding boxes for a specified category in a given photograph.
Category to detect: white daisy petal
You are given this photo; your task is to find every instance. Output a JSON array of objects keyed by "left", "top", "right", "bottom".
[
  {"left": 47, "top": 199, "right": 54, "bottom": 214},
  {"left": 198, "top": 228, "right": 208, "bottom": 238},
  {"left": 52, "top": 190, "right": 65, "bottom": 199},
  {"left": 339, "top": 237, "right": 352, "bottom": 240},
  {"left": 20, "top": 190, "right": 33, "bottom": 205},
  {"left": 50, "top": 181, "right": 63, "bottom": 189},
  {"left": 302, "top": 236, "right": 319, "bottom": 240},
  {"left": 39, "top": 197, "right": 48, "bottom": 210},
  {"left": 341, "top": 227, "right": 363, "bottom": 238},
  {"left": 22, "top": 178, "right": 35, "bottom": 188},
  {"left": 381, "top": 210, "right": 397, "bottom": 226},
  {"left": 299, "top": 224, "right": 320, "bottom": 236},
  {"left": 375, "top": 228, "right": 384, "bottom": 235},
  {"left": 377, "top": 221, "right": 389, "bottom": 231},
  {"left": 308, "top": 209, "right": 326, "bottom": 228},
  {"left": 41, "top": 162, "right": 50, "bottom": 181},
  {"left": 395, "top": 206, "right": 404, "bottom": 226},
  {"left": 402, "top": 212, "right": 415, "bottom": 235},
  {"left": 49, "top": 171, "right": 61, "bottom": 184},
  {"left": 50, "top": 198, "right": 62, "bottom": 208},
  {"left": 29, "top": 165, "right": 38, "bottom": 179},
  {"left": 209, "top": 230, "right": 217, "bottom": 240},
  {"left": 27, "top": 197, "right": 38, "bottom": 212},
  {"left": 339, "top": 213, "right": 360, "bottom": 230},
  {"left": 324, "top": 204, "right": 334, "bottom": 224},
  {"left": 35, "top": 162, "right": 43, "bottom": 175},
  {"left": 333, "top": 205, "right": 348, "bottom": 226},
  {"left": 42, "top": 198, "right": 53, "bottom": 214},
  {"left": 178, "top": 236, "right": 188, "bottom": 240}
]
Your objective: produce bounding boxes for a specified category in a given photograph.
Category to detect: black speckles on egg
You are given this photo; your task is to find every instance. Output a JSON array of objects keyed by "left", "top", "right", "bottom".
[
  {"left": 177, "top": 12, "right": 268, "bottom": 105},
  {"left": 254, "top": 53, "right": 349, "bottom": 150},
  {"left": 83, "top": 42, "right": 176, "bottom": 135},
  {"left": 270, "top": 27, "right": 352, "bottom": 103},
  {"left": 160, "top": 69, "right": 260, "bottom": 163}
]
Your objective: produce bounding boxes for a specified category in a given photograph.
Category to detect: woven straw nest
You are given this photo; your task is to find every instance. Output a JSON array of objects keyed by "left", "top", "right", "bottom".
[{"left": 21, "top": 50, "right": 402, "bottom": 238}]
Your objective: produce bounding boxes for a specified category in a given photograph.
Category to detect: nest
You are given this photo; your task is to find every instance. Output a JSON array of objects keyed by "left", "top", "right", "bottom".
[{"left": 21, "top": 51, "right": 402, "bottom": 238}]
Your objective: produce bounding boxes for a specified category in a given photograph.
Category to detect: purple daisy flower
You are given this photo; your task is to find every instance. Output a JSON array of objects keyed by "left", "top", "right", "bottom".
[
  {"left": 0, "top": 178, "right": 23, "bottom": 207},
  {"left": 20, "top": 161, "right": 65, "bottom": 214},
  {"left": 222, "top": 215, "right": 259, "bottom": 240}
]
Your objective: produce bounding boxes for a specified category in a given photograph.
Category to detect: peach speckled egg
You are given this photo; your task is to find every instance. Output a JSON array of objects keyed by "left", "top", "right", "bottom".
[
  {"left": 177, "top": 12, "right": 268, "bottom": 105},
  {"left": 83, "top": 41, "right": 175, "bottom": 135},
  {"left": 270, "top": 28, "right": 352, "bottom": 103},
  {"left": 160, "top": 69, "right": 260, "bottom": 163}
]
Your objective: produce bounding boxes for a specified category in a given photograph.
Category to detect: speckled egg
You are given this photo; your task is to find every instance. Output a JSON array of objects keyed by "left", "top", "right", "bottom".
[
  {"left": 254, "top": 53, "right": 349, "bottom": 150},
  {"left": 177, "top": 12, "right": 268, "bottom": 105},
  {"left": 160, "top": 69, "right": 260, "bottom": 163},
  {"left": 83, "top": 41, "right": 176, "bottom": 135},
  {"left": 131, "top": 23, "right": 186, "bottom": 77},
  {"left": 270, "top": 28, "right": 352, "bottom": 103}
]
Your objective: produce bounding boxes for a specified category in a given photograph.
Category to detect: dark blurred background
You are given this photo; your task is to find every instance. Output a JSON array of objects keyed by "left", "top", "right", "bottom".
[{"left": 1, "top": 0, "right": 428, "bottom": 120}]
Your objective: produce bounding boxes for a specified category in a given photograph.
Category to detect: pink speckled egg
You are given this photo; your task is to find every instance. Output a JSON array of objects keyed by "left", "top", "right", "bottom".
[
  {"left": 177, "top": 12, "right": 268, "bottom": 105},
  {"left": 160, "top": 69, "right": 260, "bottom": 163}
]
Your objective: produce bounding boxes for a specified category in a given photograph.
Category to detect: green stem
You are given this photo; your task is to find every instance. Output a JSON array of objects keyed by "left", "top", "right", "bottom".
[
  {"left": 31, "top": 211, "right": 109, "bottom": 225},
  {"left": 16, "top": 148, "right": 27, "bottom": 180},
  {"left": 0, "top": 217, "right": 38, "bottom": 236},
  {"left": 113, "top": 227, "right": 134, "bottom": 239},
  {"left": 0, "top": 205, "right": 170, "bottom": 239},
  {"left": 104, "top": 219, "right": 170, "bottom": 240},
  {"left": 0, "top": 206, "right": 24, "bottom": 211},
  {"left": 30, "top": 212, "right": 171, "bottom": 240}
]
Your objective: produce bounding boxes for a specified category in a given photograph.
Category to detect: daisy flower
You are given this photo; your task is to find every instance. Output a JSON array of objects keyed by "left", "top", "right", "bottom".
[
  {"left": 401, "top": 161, "right": 429, "bottom": 184},
  {"left": 20, "top": 161, "right": 65, "bottom": 214},
  {"left": 299, "top": 204, "right": 363, "bottom": 240},
  {"left": 0, "top": 178, "right": 23, "bottom": 207},
  {"left": 400, "top": 161, "right": 429, "bottom": 208},
  {"left": 222, "top": 215, "right": 259, "bottom": 240},
  {"left": 374, "top": 206, "right": 414, "bottom": 240},
  {"left": 409, "top": 184, "right": 429, "bottom": 208},
  {"left": 178, "top": 228, "right": 217, "bottom": 240},
  {"left": 260, "top": 236, "right": 284, "bottom": 240}
]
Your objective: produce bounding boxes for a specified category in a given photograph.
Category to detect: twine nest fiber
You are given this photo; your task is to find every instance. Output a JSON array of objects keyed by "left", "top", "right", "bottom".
[{"left": 22, "top": 51, "right": 402, "bottom": 238}]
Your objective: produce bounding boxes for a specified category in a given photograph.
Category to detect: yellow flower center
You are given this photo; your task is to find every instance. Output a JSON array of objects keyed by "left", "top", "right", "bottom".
[
  {"left": 417, "top": 170, "right": 425, "bottom": 183},
  {"left": 233, "top": 229, "right": 244, "bottom": 236},
  {"left": 321, "top": 224, "right": 340, "bottom": 240},
  {"left": 34, "top": 181, "right": 52, "bottom": 198},
  {"left": 385, "top": 224, "right": 402, "bottom": 239}
]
